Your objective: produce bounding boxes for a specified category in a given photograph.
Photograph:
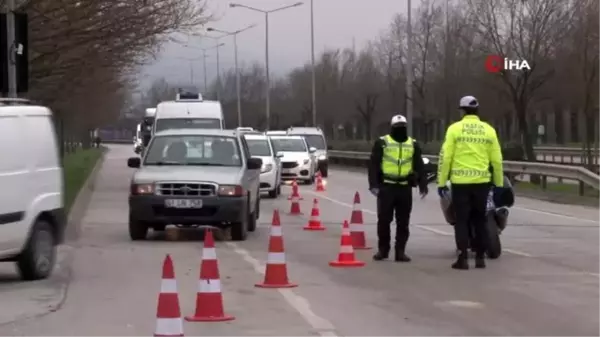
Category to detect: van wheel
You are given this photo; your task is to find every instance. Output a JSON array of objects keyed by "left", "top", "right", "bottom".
[
  {"left": 255, "top": 195, "right": 260, "bottom": 220},
  {"left": 129, "top": 215, "right": 148, "bottom": 240},
  {"left": 17, "top": 219, "right": 56, "bottom": 281},
  {"left": 268, "top": 188, "right": 277, "bottom": 198}
]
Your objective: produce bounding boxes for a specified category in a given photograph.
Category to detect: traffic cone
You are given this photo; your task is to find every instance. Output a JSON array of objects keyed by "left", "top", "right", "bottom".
[
  {"left": 288, "top": 187, "right": 302, "bottom": 215},
  {"left": 329, "top": 220, "right": 365, "bottom": 267},
  {"left": 315, "top": 172, "right": 325, "bottom": 192},
  {"left": 288, "top": 179, "right": 303, "bottom": 200},
  {"left": 155, "top": 255, "right": 184, "bottom": 336},
  {"left": 185, "top": 229, "right": 234, "bottom": 322},
  {"left": 350, "top": 191, "right": 371, "bottom": 250},
  {"left": 256, "top": 210, "right": 298, "bottom": 288},
  {"left": 303, "top": 198, "right": 326, "bottom": 231}
]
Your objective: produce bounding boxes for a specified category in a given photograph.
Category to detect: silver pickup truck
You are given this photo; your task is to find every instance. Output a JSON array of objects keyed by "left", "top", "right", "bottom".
[{"left": 126, "top": 129, "right": 262, "bottom": 241}]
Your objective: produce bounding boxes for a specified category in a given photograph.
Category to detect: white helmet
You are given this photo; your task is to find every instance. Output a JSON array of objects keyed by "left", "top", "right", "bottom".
[
  {"left": 459, "top": 96, "right": 479, "bottom": 108},
  {"left": 390, "top": 114, "right": 407, "bottom": 126}
]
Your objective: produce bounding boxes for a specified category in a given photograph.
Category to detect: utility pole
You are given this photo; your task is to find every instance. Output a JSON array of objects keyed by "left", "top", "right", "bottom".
[
  {"left": 310, "top": 0, "right": 317, "bottom": 127},
  {"left": 405, "top": 0, "right": 414, "bottom": 137},
  {"left": 5, "top": 0, "right": 17, "bottom": 97}
]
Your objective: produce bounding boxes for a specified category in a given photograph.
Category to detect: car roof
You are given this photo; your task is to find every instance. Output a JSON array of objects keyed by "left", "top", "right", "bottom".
[
  {"left": 243, "top": 134, "right": 268, "bottom": 140},
  {"left": 155, "top": 100, "right": 223, "bottom": 118},
  {"left": 269, "top": 135, "right": 304, "bottom": 140},
  {"left": 153, "top": 128, "right": 237, "bottom": 137},
  {"left": 287, "top": 126, "right": 323, "bottom": 135}
]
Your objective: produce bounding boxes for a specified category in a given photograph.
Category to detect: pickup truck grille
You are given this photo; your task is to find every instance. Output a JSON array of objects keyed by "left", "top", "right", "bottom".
[
  {"left": 282, "top": 161, "right": 298, "bottom": 169},
  {"left": 157, "top": 182, "right": 216, "bottom": 196}
]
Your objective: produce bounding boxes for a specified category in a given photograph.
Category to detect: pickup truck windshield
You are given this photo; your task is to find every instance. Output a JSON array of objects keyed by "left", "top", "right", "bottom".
[
  {"left": 155, "top": 118, "right": 221, "bottom": 132},
  {"left": 246, "top": 139, "right": 272, "bottom": 156},
  {"left": 271, "top": 138, "right": 306, "bottom": 152},
  {"left": 144, "top": 135, "right": 241, "bottom": 166},
  {"left": 302, "top": 135, "right": 326, "bottom": 150}
]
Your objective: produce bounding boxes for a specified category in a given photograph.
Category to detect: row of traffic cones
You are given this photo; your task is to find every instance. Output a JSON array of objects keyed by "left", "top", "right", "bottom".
[
  {"left": 155, "top": 189, "right": 368, "bottom": 335},
  {"left": 287, "top": 172, "right": 326, "bottom": 214}
]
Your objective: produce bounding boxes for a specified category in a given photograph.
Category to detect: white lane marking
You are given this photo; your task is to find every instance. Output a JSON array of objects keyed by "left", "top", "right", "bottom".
[
  {"left": 306, "top": 191, "right": 544, "bottom": 258},
  {"left": 436, "top": 300, "right": 485, "bottom": 309},
  {"left": 502, "top": 248, "right": 533, "bottom": 257},
  {"left": 226, "top": 243, "right": 339, "bottom": 337}
]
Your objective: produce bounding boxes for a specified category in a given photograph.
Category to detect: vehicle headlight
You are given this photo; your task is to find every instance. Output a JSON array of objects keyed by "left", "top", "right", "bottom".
[
  {"left": 318, "top": 155, "right": 326, "bottom": 161},
  {"left": 302, "top": 159, "right": 310, "bottom": 165},
  {"left": 131, "top": 183, "right": 154, "bottom": 195},
  {"left": 261, "top": 163, "right": 273, "bottom": 173}
]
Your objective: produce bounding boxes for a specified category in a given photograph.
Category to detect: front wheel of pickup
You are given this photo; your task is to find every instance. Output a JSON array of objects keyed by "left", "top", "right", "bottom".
[
  {"left": 231, "top": 205, "right": 249, "bottom": 241},
  {"left": 17, "top": 219, "right": 56, "bottom": 281},
  {"left": 129, "top": 215, "right": 149, "bottom": 240}
]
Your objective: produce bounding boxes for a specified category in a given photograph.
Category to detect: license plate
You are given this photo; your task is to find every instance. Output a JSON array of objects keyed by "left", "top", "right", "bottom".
[
  {"left": 283, "top": 169, "right": 293, "bottom": 173},
  {"left": 164, "top": 199, "right": 203, "bottom": 208}
]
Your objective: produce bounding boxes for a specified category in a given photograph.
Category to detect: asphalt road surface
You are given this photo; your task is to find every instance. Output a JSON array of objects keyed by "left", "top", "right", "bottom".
[{"left": 0, "top": 145, "right": 598, "bottom": 336}]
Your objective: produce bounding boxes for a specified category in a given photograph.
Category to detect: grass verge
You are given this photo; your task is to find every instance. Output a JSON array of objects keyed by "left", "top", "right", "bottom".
[
  {"left": 63, "top": 148, "right": 103, "bottom": 214},
  {"left": 513, "top": 181, "right": 599, "bottom": 207}
]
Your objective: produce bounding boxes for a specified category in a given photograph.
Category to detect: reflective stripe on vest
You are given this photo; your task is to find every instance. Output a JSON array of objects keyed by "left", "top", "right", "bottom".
[{"left": 380, "top": 135, "right": 414, "bottom": 184}]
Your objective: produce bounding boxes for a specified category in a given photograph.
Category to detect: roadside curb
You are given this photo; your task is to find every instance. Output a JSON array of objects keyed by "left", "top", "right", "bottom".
[{"left": 0, "top": 148, "right": 106, "bottom": 328}]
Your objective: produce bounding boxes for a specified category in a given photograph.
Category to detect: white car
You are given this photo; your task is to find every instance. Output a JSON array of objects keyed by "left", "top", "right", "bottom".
[
  {"left": 0, "top": 98, "right": 65, "bottom": 280},
  {"left": 269, "top": 135, "right": 317, "bottom": 184},
  {"left": 243, "top": 133, "right": 282, "bottom": 198}
]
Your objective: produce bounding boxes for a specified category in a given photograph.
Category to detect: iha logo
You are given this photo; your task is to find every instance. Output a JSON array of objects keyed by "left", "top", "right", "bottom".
[{"left": 485, "top": 55, "right": 531, "bottom": 73}]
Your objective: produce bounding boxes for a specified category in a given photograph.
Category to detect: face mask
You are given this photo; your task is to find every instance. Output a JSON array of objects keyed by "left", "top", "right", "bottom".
[{"left": 390, "top": 125, "right": 407, "bottom": 142}]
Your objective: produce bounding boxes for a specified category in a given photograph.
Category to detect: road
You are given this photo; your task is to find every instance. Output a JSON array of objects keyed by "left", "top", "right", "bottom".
[{"left": 0, "top": 145, "right": 598, "bottom": 336}]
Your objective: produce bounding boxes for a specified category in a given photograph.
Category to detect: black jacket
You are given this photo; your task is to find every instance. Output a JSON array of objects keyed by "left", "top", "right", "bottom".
[{"left": 368, "top": 137, "right": 428, "bottom": 192}]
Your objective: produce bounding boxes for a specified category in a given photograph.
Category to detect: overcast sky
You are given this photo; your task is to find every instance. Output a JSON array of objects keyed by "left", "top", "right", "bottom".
[{"left": 138, "top": 0, "right": 417, "bottom": 91}]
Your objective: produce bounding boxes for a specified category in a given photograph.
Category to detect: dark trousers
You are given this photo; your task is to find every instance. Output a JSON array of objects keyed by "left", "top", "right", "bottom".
[
  {"left": 451, "top": 183, "right": 490, "bottom": 256},
  {"left": 376, "top": 184, "right": 413, "bottom": 254}
]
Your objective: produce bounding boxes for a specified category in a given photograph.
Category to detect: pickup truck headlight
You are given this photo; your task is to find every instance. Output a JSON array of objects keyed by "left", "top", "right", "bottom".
[
  {"left": 261, "top": 163, "right": 273, "bottom": 173},
  {"left": 218, "top": 185, "right": 244, "bottom": 196},
  {"left": 302, "top": 159, "right": 310, "bottom": 165},
  {"left": 318, "top": 155, "right": 326, "bottom": 161},
  {"left": 131, "top": 183, "right": 154, "bottom": 195}
]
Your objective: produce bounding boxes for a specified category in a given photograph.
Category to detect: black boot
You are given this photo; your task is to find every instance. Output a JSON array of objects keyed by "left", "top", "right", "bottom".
[
  {"left": 475, "top": 253, "right": 486, "bottom": 268},
  {"left": 452, "top": 252, "right": 469, "bottom": 270},
  {"left": 373, "top": 251, "right": 389, "bottom": 261},
  {"left": 394, "top": 249, "right": 411, "bottom": 262}
]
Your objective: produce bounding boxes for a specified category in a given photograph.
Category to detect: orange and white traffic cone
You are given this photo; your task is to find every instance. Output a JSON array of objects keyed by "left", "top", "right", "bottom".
[
  {"left": 303, "top": 198, "right": 326, "bottom": 231},
  {"left": 287, "top": 179, "right": 303, "bottom": 200},
  {"left": 329, "top": 220, "right": 365, "bottom": 267},
  {"left": 185, "top": 229, "right": 235, "bottom": 322},
  {"left": 288, "top": 188, "right": 302, "bottom": 215},
  {"left": 256, "top": 210, "right": 298, "bottom": 288},
  {"left": 155, "top": 255, "right": 184, "bottom": 336},
  {"left": 350, "top": 191, "right": 371, "bottom": 250},
  {"left": 315, "top": 172, "right": 325, "bottom": 192}
]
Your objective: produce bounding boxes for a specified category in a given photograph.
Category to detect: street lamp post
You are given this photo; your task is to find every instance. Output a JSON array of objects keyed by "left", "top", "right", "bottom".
[
  {"left": 310, "top": 0, "right": 317, "bottom": 127},
  {"left": 406, "top": 0, "right": 414, "bottom": 137},
  {"left": 207, "top": 24, "right": 257, "bottom": 127},
  {"left": 230, "top": 2, "right": 304, "bottom": 130}
]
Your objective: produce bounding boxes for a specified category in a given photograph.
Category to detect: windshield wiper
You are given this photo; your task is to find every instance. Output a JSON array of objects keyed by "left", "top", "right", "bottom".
[{"left": 150, "top": 161, "right": 183, "bottom": 166}]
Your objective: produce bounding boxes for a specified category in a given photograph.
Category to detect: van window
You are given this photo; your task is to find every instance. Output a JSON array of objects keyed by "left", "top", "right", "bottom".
[
  {"left": 303, "top": 135, "right": 326, "bottom": 150},
  {"left": 155, "top": 118, "right": 221, "bottom": 132}
]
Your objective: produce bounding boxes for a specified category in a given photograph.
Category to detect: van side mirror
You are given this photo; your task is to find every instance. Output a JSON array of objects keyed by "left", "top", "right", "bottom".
[
  {"left": 127, "top": 157, "right": 141, "bottom": 168},
  {"left": 309, "top": 147, "right": 317, "bottom": 153},
  {"left": 276, "top": 151, "right": 284, "bottom": 158},
  {"left": 247, "top": 157, "right": 263, "bottom": 170}
]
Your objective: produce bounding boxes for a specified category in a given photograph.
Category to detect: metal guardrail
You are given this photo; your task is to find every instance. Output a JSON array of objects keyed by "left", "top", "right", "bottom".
[{"left": 328, "top": 150, "right": 600, "bottom": 197}]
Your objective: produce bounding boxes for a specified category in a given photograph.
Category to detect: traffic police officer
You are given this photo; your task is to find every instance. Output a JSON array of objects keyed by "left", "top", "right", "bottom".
[
  {"left": 368, "top": 115, "right": 428, "bottom": 262},
  {"left": 437, "top": 96, "right": 504, "bottom": 270}
]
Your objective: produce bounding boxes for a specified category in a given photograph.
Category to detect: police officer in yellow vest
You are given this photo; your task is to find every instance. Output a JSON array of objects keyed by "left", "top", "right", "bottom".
[
  {"left": 437, "top": 96, "right": 504, "bottom": 270},
  {"left": 368, "top": 115, "right": 428, "bottom": 262}
]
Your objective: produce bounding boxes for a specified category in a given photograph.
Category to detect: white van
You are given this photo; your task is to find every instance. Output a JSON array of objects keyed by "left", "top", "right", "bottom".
[
  {"left": 0, "top": 98, "right": 65, "bottom": 280},
  {"left": 153, "top": 93, "right": 225, "bottom": 134}
]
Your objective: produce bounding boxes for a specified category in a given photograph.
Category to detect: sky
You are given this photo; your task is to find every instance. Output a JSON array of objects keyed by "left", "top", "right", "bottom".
[{"left": 138, "top": 0, "right": 418, "bottom": 91}]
